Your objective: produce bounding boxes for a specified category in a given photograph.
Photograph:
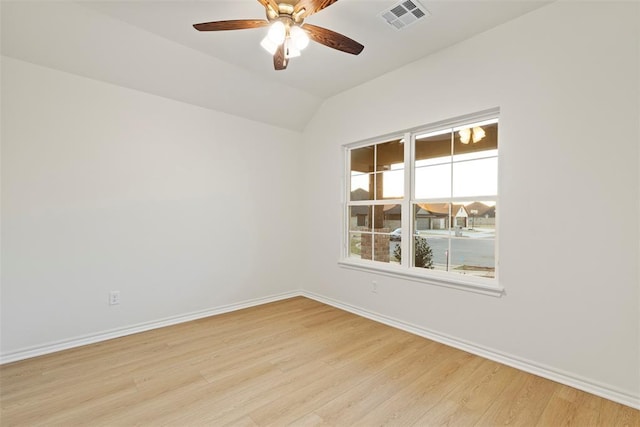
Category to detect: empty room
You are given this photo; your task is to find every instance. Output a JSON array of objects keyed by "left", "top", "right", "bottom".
[{"left": 1, "top": 0, "right": 639, "bottom": 425}]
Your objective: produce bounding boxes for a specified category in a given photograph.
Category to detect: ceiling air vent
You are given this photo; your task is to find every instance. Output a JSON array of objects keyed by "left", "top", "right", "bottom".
[{"left": 380, "top": 0, "right": 430, "bottom": 30}]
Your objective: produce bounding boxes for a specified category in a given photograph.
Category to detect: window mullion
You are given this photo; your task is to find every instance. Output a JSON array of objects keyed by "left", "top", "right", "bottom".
[
  {"left": 401, "top": 132, "right": 412, "bottom": 268},
  {"left": 448, "top": 128, "right": 454, "bottom": 272},
  {"left": 344, "top": 146, "right": 350, "bottom": 259}
]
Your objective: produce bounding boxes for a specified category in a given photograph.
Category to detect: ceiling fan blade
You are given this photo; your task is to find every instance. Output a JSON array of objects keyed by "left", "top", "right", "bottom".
[
  {"left": 193, "top": 20, "right": 269, "bottom": 32},
  {"left": 274, "top": 44, "right": 288, "bottom": 70},
  {"left": 294, "top": 0, "right": 338, "bottom": 19},
  {"left": 303, "top": 24, "right": 364, "bottom": 55}
]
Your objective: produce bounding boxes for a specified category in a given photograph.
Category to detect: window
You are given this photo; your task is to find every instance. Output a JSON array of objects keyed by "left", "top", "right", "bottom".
[
  {"left": 348, "top": 138, "right": 404, "bottom": 264},
  {"left": 343, "top": 111, "right": 501, "bottom": 296}
]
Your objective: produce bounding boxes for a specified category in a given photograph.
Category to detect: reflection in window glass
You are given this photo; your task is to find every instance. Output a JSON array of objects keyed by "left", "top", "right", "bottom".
[
  {"left": 351, "top": 146, "right": 374, "bottom": 174},
  {"left": 453, "top": 149, "right": 498, "bottom": 163},
  {"left": 415, "top": 131, "right": 451, "bottom": 163},
  {"left": 454, "top": 121, "right": 498, "bottom": 156},
  {"left": 377, "top": 139, "right": 404, "bottom": 170},
  {"left": 350, "top": 138, "right": 403, "bottom": 202}
]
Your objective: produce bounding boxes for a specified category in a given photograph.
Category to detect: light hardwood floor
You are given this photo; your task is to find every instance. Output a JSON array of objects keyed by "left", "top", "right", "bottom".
[{"left": 1, "top": 297, "right": 638, "bottom": 426}]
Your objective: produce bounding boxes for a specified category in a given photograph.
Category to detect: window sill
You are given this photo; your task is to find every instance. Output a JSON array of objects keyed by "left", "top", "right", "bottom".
[{"left": 338, "top": 259, "right": 504, "bottom": 297}]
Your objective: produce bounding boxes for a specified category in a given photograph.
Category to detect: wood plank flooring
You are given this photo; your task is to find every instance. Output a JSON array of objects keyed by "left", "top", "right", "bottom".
[{"left": 1, "top": 297, "right": 638, "bottom": 426}]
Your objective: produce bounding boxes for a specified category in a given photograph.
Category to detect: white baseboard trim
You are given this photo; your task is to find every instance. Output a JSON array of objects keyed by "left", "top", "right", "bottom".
[
  {"left": 3, "top": 289, "right": 638, "bottom": 410},
  {"left": 0, "top": 291, "right": 300, "bottom": 365},
  {"left": 301, "top": 290, "right": 640, "bottom": 410}
]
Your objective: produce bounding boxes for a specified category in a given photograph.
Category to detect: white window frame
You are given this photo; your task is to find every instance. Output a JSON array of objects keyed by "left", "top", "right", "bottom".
[{"left": 339, "top": 108, "right": 504, "bottom": 297}]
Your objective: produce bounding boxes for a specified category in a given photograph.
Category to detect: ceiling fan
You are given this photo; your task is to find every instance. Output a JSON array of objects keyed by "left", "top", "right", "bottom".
[{"left": 193, "top": 0, "right": 364, "bottom": 71}]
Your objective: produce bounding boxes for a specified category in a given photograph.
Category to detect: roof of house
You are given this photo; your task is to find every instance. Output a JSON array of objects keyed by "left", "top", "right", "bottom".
[
  {"left": 350, "top": 188, "right": 370, "bottom": 201},
  {"left": 416, "top": 203, "right": 467, "bottom": 217},
  {"left": 349, "top": 197, "right": 494, "bottom": 219},
  {"left": 464, "top": 202, "right": 496, "bottom": 217}
]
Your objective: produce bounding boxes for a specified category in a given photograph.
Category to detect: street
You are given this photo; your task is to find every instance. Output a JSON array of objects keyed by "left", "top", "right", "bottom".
[{"left": 390, "top": 235, "right": 495, "bottom": 269}]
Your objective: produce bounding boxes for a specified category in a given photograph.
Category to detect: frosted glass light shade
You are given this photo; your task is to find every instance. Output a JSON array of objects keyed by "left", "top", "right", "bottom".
[
  {"left": 285, "top": 43, "right": 300, "bottom": 58},
  {"left": 290, "top": 26, "right": 309, "bottom": 50},
  {"left": 260, "top": 36, "right": 278, "bottom": 55},
  {"left": 267, "top": 21, "right": 286, "bottom": 45}
]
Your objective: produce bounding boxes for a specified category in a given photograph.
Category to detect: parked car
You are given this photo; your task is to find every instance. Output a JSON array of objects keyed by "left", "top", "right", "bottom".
[{"left": 390, "top": 228, "right": 402, "bottom": 241}]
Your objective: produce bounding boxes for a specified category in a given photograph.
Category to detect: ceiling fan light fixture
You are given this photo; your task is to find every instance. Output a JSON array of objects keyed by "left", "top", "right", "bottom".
[
  {"left": 193, "top": 0, "right": 365, "bottom": 71},
  {"left": 289, "top": 25, "right": 309, "bottom": 50},
  {"left": 292, "top": 8, "right": 306, "bottom": 22},
  {"left": 267, "top": 20, "right": 286, "bottom": 44},
  {"left": 285, "top": 44, "right": 301, "bottom": 58},
  {"left": 260, "top": 36, "right": 279, "bottom": 55}
]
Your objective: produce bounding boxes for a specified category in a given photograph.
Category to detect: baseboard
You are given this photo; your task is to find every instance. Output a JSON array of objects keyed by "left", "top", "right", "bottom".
[
  {"left": 301, "top": 290, "right": 640, "bottom": 410},
  {"left": 0, "top": 290, "right": 300, "bottom": 365},
  {"left": 4, "top": 289, "right": 638, "bottom": 410}
]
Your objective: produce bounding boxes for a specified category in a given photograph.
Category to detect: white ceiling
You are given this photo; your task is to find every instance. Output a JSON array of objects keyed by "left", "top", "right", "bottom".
[{"left": 1, "top": 0, "right": 551, "bottom": 130}]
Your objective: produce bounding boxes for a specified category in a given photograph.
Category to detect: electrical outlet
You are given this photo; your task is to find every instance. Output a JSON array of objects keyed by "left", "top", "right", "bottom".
[
  {"left": 372, "top": 281, "right": 378, "bottom": 294},
  {"left": 109, "top": 291, "right": 121, "bottom": 305}
]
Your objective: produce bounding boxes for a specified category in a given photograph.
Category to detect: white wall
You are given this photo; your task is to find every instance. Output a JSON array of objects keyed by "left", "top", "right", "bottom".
[
  {"left": 302, "top": 1, "right": 640, "bottom": 403},
  {"left": 1, "top": 57, "right": 303, "bottom": 356},
  {"left": 0, "top": 1, "right": 322, "bottom": 131}
]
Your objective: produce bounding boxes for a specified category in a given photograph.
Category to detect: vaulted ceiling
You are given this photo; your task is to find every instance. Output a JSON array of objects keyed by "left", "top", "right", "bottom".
[{"left": 1, "top": 0, "right": 550, "bottom": 131}]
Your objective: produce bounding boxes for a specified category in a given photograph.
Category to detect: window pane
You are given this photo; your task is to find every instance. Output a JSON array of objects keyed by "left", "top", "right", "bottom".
[
  {"left": 413, "top": 203, "right": 448, "bottom": 271},
  {"left": 348, "top": 232, "right": 365, "bottom": 259},
  {"left": 420, "top": 235, "right": 449, "bottom": 271},
  {"left": 390, "top": 237, "right": 401, "bottom": 264},
  {"left": 449, "top": 237, "right": 495, "bottom": 279},
  {"left": 373, "top": 233, "right": 392, "bottom": 263},
  {"left": 366, "top": 203, "right": 401, "bottom": 264},
  {"left": 349, "top": 206, "right": 371, "bottom": 231},
  {"left": 375, "top": 170, "right": 404, "bottom": 199},
  {"left": 351, "top": 146, "right": 374, "bottom": 174},
  {"left": 390, "top": 230, "right": 401, "bottom": 264},
  {"left": 465, "top": 201, "right": 496, "bottom": 231},
  {"left": 453, "top": 121, "right": 498, "bottom": 156},
  {"left": 409, "top": 235, "right": 433, "bottom": 269},
  {"left": 415, "top": 164, "right": 452, "bottom": 199},
  {"left": 376, "top": 139, "right": 404, "bottom": 170},
  {"left": 452, "top": 157, "right": 497, "bottom": 198},
  {"left": 453, "top": 149, "right": 498, "bottom": 163},
  {"left": 415, "top": 130, "right": 452, "bottom": 165},
  {"left": 381, "top": 204, "right": 401, "bottom": 231},
  {"left": 414, "top": 203, "right": 451, "bottom": 235},
  {"left": 350, "top": 172, "right": 373, "bottom": 201}
]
